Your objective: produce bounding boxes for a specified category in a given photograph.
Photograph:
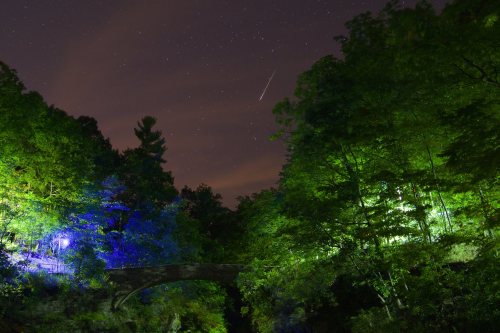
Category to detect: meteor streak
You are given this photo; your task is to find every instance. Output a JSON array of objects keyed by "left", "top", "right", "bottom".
[{"left": 258, "top": 69, "right": 276, "bottom": 101}]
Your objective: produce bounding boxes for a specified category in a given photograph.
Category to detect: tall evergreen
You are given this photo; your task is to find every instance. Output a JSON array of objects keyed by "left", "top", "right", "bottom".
[{"left": 120, "top": 116, "right": 177, "bottom": 212}]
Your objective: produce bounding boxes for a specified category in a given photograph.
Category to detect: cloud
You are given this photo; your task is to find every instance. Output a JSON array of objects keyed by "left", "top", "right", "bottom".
[
  {"left": 43, "top": 0, "right": 290, "bottom": 207},
  {"left": 49, "top": 1, "right": 194, "bottom": 114},
  {"left": 205, "top": 155, "right": 283, "bottom": 191}
]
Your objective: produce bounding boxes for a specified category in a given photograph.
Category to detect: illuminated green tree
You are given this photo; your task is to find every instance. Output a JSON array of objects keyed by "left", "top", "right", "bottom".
[
  {"left": 0, "top": 62, "right": 102, "bottom": 245},
  {"left": 239, "top": 1, "right": 500, "bottom": 331}
]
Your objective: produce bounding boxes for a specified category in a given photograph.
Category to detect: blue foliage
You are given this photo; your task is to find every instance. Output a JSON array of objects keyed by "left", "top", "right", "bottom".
[
  {"left": 25, "top": 177, "right": 181, "bottom": 275},
  {"left": 102, "top": 204, "right": 180, "bottom": 268}
]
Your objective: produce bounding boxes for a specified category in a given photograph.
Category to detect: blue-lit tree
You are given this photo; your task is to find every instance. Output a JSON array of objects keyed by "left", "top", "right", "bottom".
[
  {"left": 52, "top": 175, "right": 181, "bottom": 273},
  {"left": 104, "top": 204, "right": 180, "bottom": 268}
]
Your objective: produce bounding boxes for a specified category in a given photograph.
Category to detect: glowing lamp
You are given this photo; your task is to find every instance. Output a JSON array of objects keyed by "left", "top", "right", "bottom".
[
  {"left": 60, "top": 238, "right": 70, "bottom": 249},
  {"left": 53, "top": 233, "right": 71, "bottom": 250}
]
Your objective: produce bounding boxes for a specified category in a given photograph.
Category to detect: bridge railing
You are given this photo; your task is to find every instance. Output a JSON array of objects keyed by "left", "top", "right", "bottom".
[{"left": 8, "top": 252, "right": 73, "bottom": 274}]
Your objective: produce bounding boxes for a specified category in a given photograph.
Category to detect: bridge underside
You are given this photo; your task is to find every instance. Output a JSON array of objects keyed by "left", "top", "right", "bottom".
[{"left": 106, "top": 264, "right": 245, "bottom": 310}]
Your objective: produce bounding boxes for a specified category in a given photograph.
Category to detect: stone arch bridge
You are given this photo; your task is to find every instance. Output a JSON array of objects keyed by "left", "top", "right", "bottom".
[{"left": 106, "top": 264, "right": 245, "bottom": 310}]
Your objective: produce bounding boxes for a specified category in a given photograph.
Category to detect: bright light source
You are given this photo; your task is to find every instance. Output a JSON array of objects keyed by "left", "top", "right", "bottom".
[{"left": 60, "top": 238, "right": 70, "bottom": 249}]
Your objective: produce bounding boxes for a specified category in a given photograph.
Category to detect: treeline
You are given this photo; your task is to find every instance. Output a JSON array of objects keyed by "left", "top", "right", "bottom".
[
  {"left": 0, "top": 62, "right": 243, "bottom": 330},
  {"left": 0, "top": 0, "right": 499, "bottom": 332},
  {"left": 235, "top": 0, "right": 499, "bottom": 331}
]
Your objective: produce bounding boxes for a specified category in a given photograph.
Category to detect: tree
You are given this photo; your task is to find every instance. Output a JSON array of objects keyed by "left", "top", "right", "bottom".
[
  {"left": 0, "top": 62, "right": 105, "bottom": 247},
  {"left": 120, "top": 116, "right": 177, "bottom": 212},
  {"left": 238, "top": 0, "right": 500, "bottom": 331},
  {"left": 76, "top": 116, "right": 120, "bottom": 180},
  {"left": 180, "top": 184, "right": 242, "bottom": 262}
]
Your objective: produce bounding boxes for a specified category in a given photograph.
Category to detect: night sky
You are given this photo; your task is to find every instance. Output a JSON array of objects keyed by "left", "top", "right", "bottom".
[{"left": 1, "top": 0, "right": 447, "bottom": 207}]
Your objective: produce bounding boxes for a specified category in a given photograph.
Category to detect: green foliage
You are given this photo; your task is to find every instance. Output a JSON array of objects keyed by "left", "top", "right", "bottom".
[
  {"left": 1, "top": 0, "right": 499, "bottom": 331},
  {"left": 0, "top": 62, "right": 118, "bottom": 245},
  {"left": 237, "top": 0, "right": 500, "bottom": 331},
  {"left": 0, "top": 62, "right": 234, "bottom": 331},
  {"left": 238, "top": 258, "right": 336, "bottom": 333},
  {"left": 180, "top": 184, "right": 243, "bottom": 263}
]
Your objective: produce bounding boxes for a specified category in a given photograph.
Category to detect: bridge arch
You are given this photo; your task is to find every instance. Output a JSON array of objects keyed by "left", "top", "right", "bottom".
[{"left": 106, "top": 264, "right": 245, "bottom": 310}]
